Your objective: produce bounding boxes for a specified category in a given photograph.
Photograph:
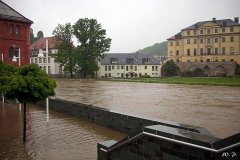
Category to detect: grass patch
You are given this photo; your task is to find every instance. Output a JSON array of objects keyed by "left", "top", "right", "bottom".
[{"left": 98, "top": 77, "right": 240, "bottom": 87}]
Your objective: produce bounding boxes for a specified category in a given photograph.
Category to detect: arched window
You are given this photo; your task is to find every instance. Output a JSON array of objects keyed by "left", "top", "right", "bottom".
[{"left": 9, "top": 47, "right": 14, "bottom": 59}]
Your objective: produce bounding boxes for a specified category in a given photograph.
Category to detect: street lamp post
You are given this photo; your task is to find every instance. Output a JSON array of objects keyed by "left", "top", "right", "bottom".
[
  {"left": 38, "top": 39, "right": 49, "bottom": 122},
  {"left": 12, "top": 45, "right": 21, "bottom": 110},
  {"left": 1, "top": 53, "right": 4, "bottom": 106}
]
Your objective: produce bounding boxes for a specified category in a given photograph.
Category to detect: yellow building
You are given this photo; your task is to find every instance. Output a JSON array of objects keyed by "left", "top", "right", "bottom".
[{"left": 168, "top": 17, "right": 240, "bottom": 64}]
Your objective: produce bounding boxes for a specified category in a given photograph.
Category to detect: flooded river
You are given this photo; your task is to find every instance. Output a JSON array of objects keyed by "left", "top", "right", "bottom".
[
  {"left": 55, "top": 78, "right": 240, "bottom": 139},
  {"left": 0, "top": 103, "right": 126, "bottom": 160}
]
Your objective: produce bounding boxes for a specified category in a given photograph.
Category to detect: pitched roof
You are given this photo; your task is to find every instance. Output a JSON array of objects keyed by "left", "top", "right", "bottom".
[
  {"left": 100, "top": 53, "right": 160, "bottom": 65},
  {"left": 182, "top": 19, "right": 240, "bottom": 30},
  {"left": 0, "top": 0, "right": 33, "bottom": 24},
  {"left": 167, "top": 18, "right": 240, "bottom": 40},
  {"left": 30, "top": 37, "right": 56, "bottom": 50}
]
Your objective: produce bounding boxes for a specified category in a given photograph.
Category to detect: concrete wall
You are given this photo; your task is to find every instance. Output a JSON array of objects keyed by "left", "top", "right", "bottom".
[{"left": 42, "top": 98, "right": 210, "bottom": 136}]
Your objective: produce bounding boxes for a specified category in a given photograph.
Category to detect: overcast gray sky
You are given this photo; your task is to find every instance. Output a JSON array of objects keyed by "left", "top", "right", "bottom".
[{"left": 4, "top": 0, "right": 240, "bottom": 52}]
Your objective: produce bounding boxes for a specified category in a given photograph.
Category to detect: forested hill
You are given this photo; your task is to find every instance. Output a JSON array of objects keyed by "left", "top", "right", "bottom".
[{"left": 138, "top": 41, "right": 167, "bottom": 56}]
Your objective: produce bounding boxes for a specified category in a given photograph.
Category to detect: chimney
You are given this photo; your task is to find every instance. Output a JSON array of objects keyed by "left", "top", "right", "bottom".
[
  {"left": 234, "top": 17, "right": 239, "bottom": 23},
  {"left": 212, "top": 17, "right": 216, "bottom": 22}
]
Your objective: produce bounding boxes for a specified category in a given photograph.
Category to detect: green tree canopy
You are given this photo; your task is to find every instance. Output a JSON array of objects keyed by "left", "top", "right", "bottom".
[
  {"left": 52, "top": 23, "right": 76, "bottom": 77},
  {"left": 37, "top": 31, "right": 44, "bottom": 39},
  {"left": 0, "top": 61, "right": 17, "bottom": 94},
  {"left": 4, "top": 64, "right": 56, "bottom": 103},
  {"left": 73, "top": 18, "right": 111, "bottom": 77},
  {"left": 161, "top": 60, "right": 180, "bottom": 76}
]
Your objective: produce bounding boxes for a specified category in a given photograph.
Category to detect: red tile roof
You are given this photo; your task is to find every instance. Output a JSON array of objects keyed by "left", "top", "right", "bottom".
[{"left": 30, "top": 37, "right": 56, "bottom": 50}]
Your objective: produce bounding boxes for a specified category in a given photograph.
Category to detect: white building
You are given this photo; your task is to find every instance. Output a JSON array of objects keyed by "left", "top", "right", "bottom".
[
  {"left": 30, "top": 37, "right": 63, "bottom": 75},
  {"left": 99, "top": 53, "right": 161, "bottom": 78}
]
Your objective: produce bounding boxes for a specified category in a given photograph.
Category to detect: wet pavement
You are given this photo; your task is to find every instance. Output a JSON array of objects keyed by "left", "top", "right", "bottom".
[{"left": 0, "top": 103, "right": 126, "bottom": 160}]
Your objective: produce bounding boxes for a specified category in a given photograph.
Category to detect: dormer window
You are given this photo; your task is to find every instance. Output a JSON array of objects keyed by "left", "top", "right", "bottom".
[
  {"left": 126, "top": 58, "right": 134, "bottom": 64},
  {"left": 142, "top": 58, "right": 150, "bottom": 64},
  {"left": 110, "top": 58, "right": 118, "bottom": 64}
]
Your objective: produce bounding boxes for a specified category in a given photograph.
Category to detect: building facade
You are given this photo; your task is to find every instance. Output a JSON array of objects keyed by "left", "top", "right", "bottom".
[
  {"left": 0, "top": 0, "right": 33, "bottom": 65},
  {"left": 30, "top": 37, "right": 63, "bottom": 75},
  {"left": 99, "top": 53, "right": 161, "bottom": 78},
  {"left": 168, "top": 17, "right": 240, "bottom": 64}
]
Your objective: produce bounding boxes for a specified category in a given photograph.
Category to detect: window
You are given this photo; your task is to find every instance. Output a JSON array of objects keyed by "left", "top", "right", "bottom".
[
  {"left": 105, "top": 73, "right": 107, "bottom": 77},
  {"left": 176, "top": 50, "right": 179, "bottom": 56},
  {"left": 16, "top": 25, "right": 19, "bottom": 35},
  {"left": 8, "top": 47, "right": 14, "bottom": 59},
  {"left": 187, "top": 60, "right": 190, "bottom": 62},
  {"left": 200, "top": 39, "right": 203, "bottom": 43},
  {"left": 215, "top": 48, "right": 218, "bottom": 55},
  {"left": 176, "top": 41, "right": 179, "bottom": 46},
  {"left": 121, "top": 66, "right": 124, "bottom": 69},
  {"left": 39, "top": 58, "right": 42, "bottom": 63},
  {"left": 187, "top": 49, "right": 190, "bottom": 56},
  {"left": 30, "top": 58, "right": 33, "bottom": 64},
  {"left": 142, "top": 58, "right": 150, "bottom": 64},
  {"left": 230, "top": 37, "right": 234, "bottom": 42},
  {"left": 230, "top": 27, "right": 234, "bottom": 32},
  {"left": 108, "top": 66, "right": 111, "bottom": 71},
  {"left": 170, "top": 42, "right": 173, "bottom": 46},
  {"left": 121, "top": 73, "right": 124, "bottom": 77},
  {"left": 194, "top": 48, "right": 197, "bottom": 56},
  {"left": 152, "top": 66, "right": 154, "bottom": 71},
  {"left": 214, "top": 28, "right": 218, "bottom": 33},
  {"left": 145, "top": 66, "right": 147, "bottom": 69},
  {"left": 215, "top": 38, "right": 218, "bottom": 43},
  {"left": 207, "top": 48, "right": 211, "bottom": 55},
  {"left": 230, "top": 59, "right": 234, "bottom": 62},
  {"left": 43, "top": 58, "right": 46, "bottom": 63},
  {"left": 111, "top": 58, "right": 118, "bottom": 64},
  {"left": 207, "top": 38, "right": 211, "bottom": 43},
  {"left": 130, "top": 65, "right": 133, "bottom": 70},
  {"left": 9, "top": 24, "right": 13, "bottom": 35},
  {"left": 48, "top": 58, "right": 50, "bottom": 63},
  {"left": 207, "top": 59, "right": 210, "bottom": 62},
  {"left": 112, "top": 66, "right": 114, "bottom": 69},
  {"left": 187, "top": 39, "right": 190, "bottom": 44},
  {"left": 215, "top": 59, "right": 218, "bottom": 62},
  {"left": 207, "top": 29, "right": 210, "bottom": 34},
  {"left": 126, "top": 66, "right": 128, "bottom": 71},
  {"left": 222, "top": 28, "right": 225, "bottom": 32},
  {"left": 200, "top": 30, "right": 203, "bottom": 34},
  {"left": 200, "top": 48, "right": 203, "bottom": 55},
  {"left": 222, "top": 59, "right": 225, "bottom": 62},
  {"left": 222, "top": 47, "right": 225, "bottom": 55},
  {"left": 135, "top": 66, "right": 137, "bottom": 71},
  {"left": 35, "top": 58, "right": 38, "bottom": 63},
  {"left": 222, "top": 37, "right": 225, "bottom": 42},
  {"left": 126, "top": 58, "right": 134, "bottom": 64},
  {"left": 117, "top": 65, "right": 120, "bottom": 70},
  {"left": 105, "top": 66, "right": 107, "bottom": 71},
  {"left": 194, "top": 39, "right": 197, "bottom": 44},
  {"left": 48, "top": 66, "right": 51, "bottom": 73},
  {"left": 108, "top": 73, "right": 111, "bottom": 77},
  {"left": 155, "top": 66, "right": 158, "bottom": 71},
  {"left": 187, "top": 30, "right": 190, "bottom": 35},
  {"left": 194, "top": 30, "right": 197, "bottom": 35},
  {"left": 230, "top": 47, "right": 234, "bottom": 55}
]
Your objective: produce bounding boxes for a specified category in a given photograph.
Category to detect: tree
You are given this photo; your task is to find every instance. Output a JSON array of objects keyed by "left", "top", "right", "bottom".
[
  {"left": 4, "top": 64, "right": 56, "bottom": 141},
  {"left": 37, "top": 31, "right": 44, "bottom": 39},
  {"left": 73, "top": 18, "right": 111, "bottom": 77},
  {"left": 30, "top": 28, "right": 35, "bottom": 44},
  {"left": 52, "top": 23, "right": 76, "bottom": 77},
  {"left": 161, "top": 60, "right": 180, "bottom": 76}
]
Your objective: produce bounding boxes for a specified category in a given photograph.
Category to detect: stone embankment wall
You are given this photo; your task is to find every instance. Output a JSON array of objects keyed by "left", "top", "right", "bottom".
[{"left": 39, "top": 98, "right": 240, "bottom": 160}]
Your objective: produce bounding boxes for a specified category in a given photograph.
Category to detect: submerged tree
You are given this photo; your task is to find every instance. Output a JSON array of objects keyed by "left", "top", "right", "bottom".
[
  {"left": 4, "top": 64, "right": 56, "bottom": 141},
  {"left": 53, "top": 23, "right": 76, "bottom": 77},
  {"left": 73, "top": 18, "right": 111, "bottom": 77}
]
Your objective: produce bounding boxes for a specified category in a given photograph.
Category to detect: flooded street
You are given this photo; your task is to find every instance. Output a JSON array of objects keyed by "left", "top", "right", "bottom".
[
  {"left": 0, "top": 103, "right": 126, "bottom": 160},
  {"left": 56, "top": 78, "right": 240, "bottom": 139}
]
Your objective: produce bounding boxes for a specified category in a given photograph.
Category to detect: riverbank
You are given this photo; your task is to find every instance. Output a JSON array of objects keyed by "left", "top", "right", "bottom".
[{"left": 98, "top": 77, "right": 240, "bottom": 87}]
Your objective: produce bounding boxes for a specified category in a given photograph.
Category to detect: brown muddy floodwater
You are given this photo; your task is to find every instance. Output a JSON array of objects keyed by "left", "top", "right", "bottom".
[
  {"left": 55, "top": 78, "right": 240, "bottom": 139},
  {"left": 0, "top": 103, "right": 126, "bottom": 160}
]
